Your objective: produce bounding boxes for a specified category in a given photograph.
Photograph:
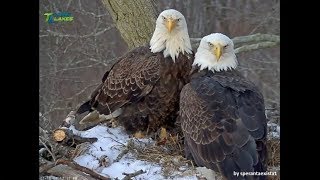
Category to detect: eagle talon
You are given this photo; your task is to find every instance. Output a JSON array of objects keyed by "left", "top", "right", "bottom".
[
  {"left": 133, "top": 131, "right": 145, "bottom": 139},
  {"left": 110, "top": 118, "right": 118, "bottom": 128}
]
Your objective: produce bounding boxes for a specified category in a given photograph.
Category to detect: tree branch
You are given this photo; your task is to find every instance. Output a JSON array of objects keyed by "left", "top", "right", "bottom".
[
  {"left": 232, "top": 33, "right": 280, "bottom": 45},
  {"left": 122, "top": 169, "right": 146, "bottom": 180},
  {"left": 234, "top": 41, "right": 278, "bottom": 54},
  {"left": 39, "top": 136, "right": 56, "bottom": 162},
  {"left": 55, "top": 159, "right": 111, "bottom": 180},
  {"left": 41, "top": 27, "right": 114, "bottom": 38},
  {"left": 101, "top": 0, "right": 280, "bottom": 55},
  {"left": 191, "top": 33, "right": 280, "bottom": 53}
]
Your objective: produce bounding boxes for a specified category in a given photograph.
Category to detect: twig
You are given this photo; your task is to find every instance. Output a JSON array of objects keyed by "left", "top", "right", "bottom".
[
  {"left": 71, "top": 142, "right": 92, "bottom": 159},
  {"left": 40, "top": 63, "right": 101, "bottom": 78},
  {"left": 73, "top": 135, "right": 98, "bottom": 144},
  {"left": 249, "top": 2, "right": 280, "bottom": 35},
  {"left": 265, "top": 108, "right": 276, "bottom": 110},
  {"left": 114, "top": 147, "right": 129, "bottom": 162},
  {"left": 43, "top": 26, "right": 114, "bottom": 38},
  {"left": 56, "top": 159, "right": 111, "bottom": 180},
  {"left": 102, "top": 136, "right": 126, "bottom": 146},
  {"left": 122, "top": 169, "right": 146, "bottom": 180},
  {"left": 39, "top": 137, "right": 56, "bottom": 162}
]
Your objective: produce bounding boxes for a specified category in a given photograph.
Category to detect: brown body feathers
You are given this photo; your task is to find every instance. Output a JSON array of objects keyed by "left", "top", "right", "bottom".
[
  {"left": 77, "top": 46, "right": 194, "bottom": 133},
  {"left": 180, "top": 68, "right": 267, "bottom": 180}
]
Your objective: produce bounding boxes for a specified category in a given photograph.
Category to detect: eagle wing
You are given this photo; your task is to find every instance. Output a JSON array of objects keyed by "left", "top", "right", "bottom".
[
  {"left": 180, "top": 75, "right": 267, "bottom": 178},
  {"left": 89, "top": 46, "right": 162, "bottom": 115}
]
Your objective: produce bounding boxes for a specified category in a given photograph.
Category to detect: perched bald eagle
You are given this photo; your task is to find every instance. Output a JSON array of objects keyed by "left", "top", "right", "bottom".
[
  {"left": 179, "top": 33, "right": 267, "bottom": 180},
  {"left": 77, "top": 9, "right": 194, "bottom": 135}
]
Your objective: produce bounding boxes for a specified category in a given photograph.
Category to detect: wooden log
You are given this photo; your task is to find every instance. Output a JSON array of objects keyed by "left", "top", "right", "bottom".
[
  {"left": 52, "top": 127, "right": 97, "bottom": 145},
  {"left": 53, "top": 129, "right": 66, "bottom": 142},
  {"left": 43, "top": 160, "right": 111, "bottom": 180},
  {"left": 47, "top": 164, "right": 100, "bottom": 180}
]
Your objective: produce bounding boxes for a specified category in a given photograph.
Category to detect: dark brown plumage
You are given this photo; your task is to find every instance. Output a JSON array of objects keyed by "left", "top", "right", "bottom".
[
  {"left": 180, "top": 68, "right": 267, "bottom": 180},
  {"left": 77, "top": 45, "right": 194, "bottom": 133}
]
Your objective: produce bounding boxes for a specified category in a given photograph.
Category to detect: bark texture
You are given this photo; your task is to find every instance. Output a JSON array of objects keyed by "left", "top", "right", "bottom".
[{"left": 102, "top": 0, "right": 158, "bottom": 49}]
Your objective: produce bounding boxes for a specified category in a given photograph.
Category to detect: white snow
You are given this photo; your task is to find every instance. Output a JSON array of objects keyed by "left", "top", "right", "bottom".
[
  {"left": 267, "top": 122, "right": 280, "bottom": 139},
  {"left": 66, "top": 122, "right": 280, "bottom": 179},
  {"left": 69, "top": 125, "right": 199, "bottom": 179}
]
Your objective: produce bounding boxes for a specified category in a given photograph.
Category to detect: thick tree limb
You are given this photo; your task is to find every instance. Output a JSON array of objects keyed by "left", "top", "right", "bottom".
[
  {"left": 56, "top": 159, "right": 111, "bottom": 180},
  {"left": 47, "top": 164, "right": 98, "bottom": 180},
  {"left": 102, "top": 0, "right": 158, "bottom": 49},
  {"left": 41, "top": 159, "right": 111, "bottom": 180},
  {"left": 191, "top": 33, "right": 280, "bottom": 52},
  {"left": 232, "top": 33, "right": 279, "bottom": 45},
  {"left": 235, "top": 41, "right": 279, "bottom": 54},
  {"left": 191, "top": 33, "right": 279, "bottom": 46}
]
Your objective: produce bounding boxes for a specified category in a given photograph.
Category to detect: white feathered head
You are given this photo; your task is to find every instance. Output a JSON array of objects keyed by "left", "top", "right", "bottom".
[
  {"left": 150, "top": 9, "right": 192, "bottom": 62},
  {"left": 193, "top": 33, "right": 238, "bottom": 72}
]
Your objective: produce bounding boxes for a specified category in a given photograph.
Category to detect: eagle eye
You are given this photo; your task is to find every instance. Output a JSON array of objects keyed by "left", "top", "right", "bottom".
[{"left": 162, "top": 16, "right": 166, "bottom": 21}]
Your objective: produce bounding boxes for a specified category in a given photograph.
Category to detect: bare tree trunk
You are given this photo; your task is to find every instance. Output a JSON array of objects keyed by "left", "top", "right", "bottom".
[{"left": 101, "top": 0, "right": 158, "bottom": 49}]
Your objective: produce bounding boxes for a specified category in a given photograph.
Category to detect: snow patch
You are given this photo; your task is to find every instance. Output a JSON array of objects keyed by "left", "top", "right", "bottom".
[
  {"left": 69, "top": 125, "right": 198, "bottom": 179},
  {"left": 267, "top": 122, "right": 280, "bottom": 139}
]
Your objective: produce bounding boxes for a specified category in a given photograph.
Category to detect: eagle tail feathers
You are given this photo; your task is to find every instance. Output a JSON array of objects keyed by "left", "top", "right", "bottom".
[{"left": 76, "top": 100, "right": 91, "bottom": 114}]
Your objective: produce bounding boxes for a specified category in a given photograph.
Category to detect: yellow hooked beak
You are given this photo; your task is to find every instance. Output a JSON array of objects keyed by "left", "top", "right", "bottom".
[
  {"left": 165, "top": 18, "right": 176, "bottom": 33},
  {"left": 213, "top": 43, "right": 223, "bottom": 61}
]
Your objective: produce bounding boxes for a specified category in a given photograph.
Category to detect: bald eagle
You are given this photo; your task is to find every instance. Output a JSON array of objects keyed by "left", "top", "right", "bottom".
[
  {"left": 179, "top": 33, "right": 267, "bottom": 180},
  {"left": 76, "top": 9, "right": 194, "bottom": 135}
]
